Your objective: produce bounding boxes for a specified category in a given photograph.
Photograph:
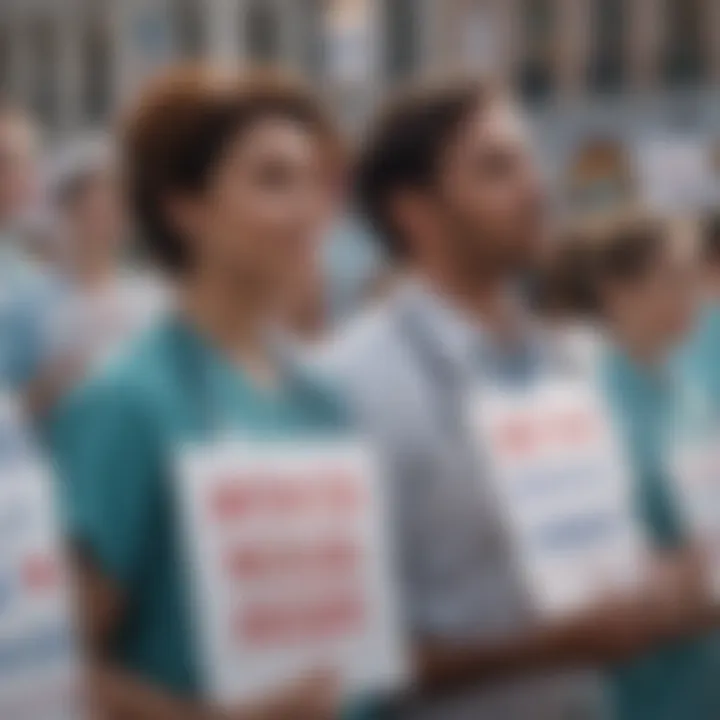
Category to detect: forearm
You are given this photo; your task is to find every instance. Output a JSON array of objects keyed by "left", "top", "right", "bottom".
[
  {"left": 89, "top": 665, "right": 336, "bottom": 720},
  {"left": 23, "top": 370, "right": 72, "bottom": 420},
  {"left": 414, "top": 621, "right": 599, "bottom": 696},
  {"left": 90, "top": 666, "right": 222, "bottom": 720}
]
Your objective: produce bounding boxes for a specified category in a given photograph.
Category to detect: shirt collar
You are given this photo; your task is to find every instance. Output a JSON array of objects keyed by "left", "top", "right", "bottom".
[
  {"left": 396, "top": 278, "right": 545, "bottom": 380},
  {"left": 398, "top": 280, "right": 485, "bottom": 374}
]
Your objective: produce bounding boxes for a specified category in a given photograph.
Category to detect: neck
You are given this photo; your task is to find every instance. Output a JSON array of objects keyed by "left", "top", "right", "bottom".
[
  {"left": 420, "top": 262, "right": 517, "bottom": 339},
  {"left": 180, "top": 267, "right": 273, "bottom": 366},
  {"left": 71, "top": 251, "right": 115, "bottom": 289},
  {"left": 610, "top": 322, "right": 669, "bottom": 368}
]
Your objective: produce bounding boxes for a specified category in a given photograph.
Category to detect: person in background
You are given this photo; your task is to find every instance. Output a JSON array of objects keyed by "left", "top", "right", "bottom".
[
  {"left": 0, "top": 102, "right": 62, "bottom": 390},
  {"left": 0, "top": 102, "right": 41, "bottom": 237},
  {"left": 24, "top": 136, "right": 166, "bottom": 422},
  {"left": 590, "top": 215, "right": 720, "bottom": 720},
  {"left": 532, "top": 225, "right": 603, "bottom": 372},
  {"left": 682, "top": 213, "right": 720, "bottom": 407},
  {"left": 698, "top": 214, "right": 720, "bottom": 301},
  {"left": 50, "top": 66, "right": 345, "bottom": 720},
  {"left": 321, "top": 78, "right": 695, "bottom": 720}
]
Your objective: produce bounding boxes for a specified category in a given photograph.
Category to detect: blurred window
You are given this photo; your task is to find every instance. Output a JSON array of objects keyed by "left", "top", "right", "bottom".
[
  {"left": 0, "top": 28, "right": 9, "bottom": 96},
  {"left": 302, "top": 0, "right": 326, "bottom": 79},
  {"left": 463, "top": 0, "right": 501, "bottom": 74},
  {"left": 84, "top": 19, "right": 112, "bottom": 124},
  {"left": 246, "top": 0, "right": 281, "bottom": 63},
  {"left": 588, "top": 0, "right": 625, "bottom": 93},
  {"left": 384, "top": 0, "right": 419, "bottom": 82},
  {"left": 32, "top": 19, "right": 58, "bottom": 127},
  {"left": 662, "top": 0, "right": 707, "bottom": 86},
  {"left": 518, "top": 0, "right": 556, "bottom": 102},
  {"left": 174, "top": 0, "right": 204, "bottom": 59}
]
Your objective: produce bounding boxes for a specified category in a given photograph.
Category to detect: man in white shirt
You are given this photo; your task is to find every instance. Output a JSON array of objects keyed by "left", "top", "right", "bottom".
[{"left": 321, "top": 79, "right": 700, "bottom": 719}]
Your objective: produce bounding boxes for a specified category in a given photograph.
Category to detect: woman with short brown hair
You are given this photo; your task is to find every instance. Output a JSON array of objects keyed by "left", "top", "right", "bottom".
[{"left": 51, "top": 65, "right": 344, "bottom": 720}]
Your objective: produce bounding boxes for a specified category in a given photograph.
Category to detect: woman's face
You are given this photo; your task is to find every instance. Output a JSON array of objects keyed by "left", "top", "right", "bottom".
[{"left": 183, "top": 117, "right": 330, "bottom": 293}]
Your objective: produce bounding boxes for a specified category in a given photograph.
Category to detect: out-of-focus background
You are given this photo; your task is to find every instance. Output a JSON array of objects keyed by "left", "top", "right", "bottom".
[
  {"left": 2, "top": 0, "right": 719, "bottom": 220},
  {"left": 2, "top": 5, "right": 720, "bottom": 719}
]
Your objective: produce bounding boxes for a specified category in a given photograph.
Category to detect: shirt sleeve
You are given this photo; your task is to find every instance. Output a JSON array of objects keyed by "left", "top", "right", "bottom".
[{"left": 48, "top": 375, "right": 164, "bottom": 590}]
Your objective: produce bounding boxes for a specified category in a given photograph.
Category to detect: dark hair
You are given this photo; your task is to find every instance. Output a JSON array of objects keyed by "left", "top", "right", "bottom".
[
  {"left": 122, "top": 65, "right": 335, "bottom": 273},
  {"left": 702, "top": 212, "right": 720, "bottom": 265},
  {"left": 593, "top": 216, "right": 666, "bottom": 282},
  {"left": 538, "top": 216, "right": 667, "bottom": 319},
  {"left": 355, "top": 77, "right": 499, "bottom": 259},
  {"left": 580, "top": 215, "right": 667, "bottom": 315},
  {"left": 535, "top": 229, "right": 597, "bottom": 318}
]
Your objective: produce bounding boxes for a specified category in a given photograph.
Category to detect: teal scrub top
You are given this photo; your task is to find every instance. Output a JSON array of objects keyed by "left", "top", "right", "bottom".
[
  {"left": 683, "top": 303, "right": 720, "bottom": 409},
  {"left": 48, "top": 315, "right": 349, "bottom": 698},
  {"left": 600, "top": 346, "right": 720, "bottom": 720}
]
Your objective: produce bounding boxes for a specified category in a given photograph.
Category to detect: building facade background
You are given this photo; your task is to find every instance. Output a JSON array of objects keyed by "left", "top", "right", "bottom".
[{"left": 1, "top": 0, "right": 719, "bottom": 215}]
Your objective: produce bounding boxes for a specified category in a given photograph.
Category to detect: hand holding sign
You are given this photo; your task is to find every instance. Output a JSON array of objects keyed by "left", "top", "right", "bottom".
[{"left": 216, "top": 671, "right": 340, "bottom": 720}]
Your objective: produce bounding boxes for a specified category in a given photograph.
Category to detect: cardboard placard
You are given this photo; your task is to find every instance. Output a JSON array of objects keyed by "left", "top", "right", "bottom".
[
  {"left": 468, "top": 378, "right": 645, "bottom": 618},
  {"left": 176, "top": 439, "right": 407, "bottom": 707}
]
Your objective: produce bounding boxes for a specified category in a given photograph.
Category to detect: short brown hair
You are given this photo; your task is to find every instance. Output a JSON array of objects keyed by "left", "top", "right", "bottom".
[
  {"left": 535, "top": 228, "right": 597, "bottom": 318},
  {"left": 573, "top": 214, "right": 668, "bottom": 315},
  {"left": 355, "top": 77, "right": 500, "bottom": 259},
  {"left": 592, "top": 214, "right": 667, "bottom": 284},
  {"left": 537, "top": 215, "right": 668, "bottom": 318},
  {"left": 702, "top": 212, "right": 720, "bottom": 264},
  {"left": 122, "top": 65, "right": 335, "bottom": 273}
]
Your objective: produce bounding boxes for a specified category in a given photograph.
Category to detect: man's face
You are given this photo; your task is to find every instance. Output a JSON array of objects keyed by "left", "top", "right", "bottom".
[
  {"left": 432, "top": 102, "right": 546, "bottom": 277},
  {"left": 0, "top": 117, "right": 39, "bottom": 226}
]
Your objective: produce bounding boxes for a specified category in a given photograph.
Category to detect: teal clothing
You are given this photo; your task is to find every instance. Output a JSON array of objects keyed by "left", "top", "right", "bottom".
[
  {"left": 601, "top": 349, "right": 684, "bottom": 548},
  {"left": 49, "top": 316, "right": 348, "bottom": 697},
  {"left": 683, "top": 303, "right": 720, "bottom": 409},
  {"left": 601, "top": 346, "right": 720, "bottom": 720}
]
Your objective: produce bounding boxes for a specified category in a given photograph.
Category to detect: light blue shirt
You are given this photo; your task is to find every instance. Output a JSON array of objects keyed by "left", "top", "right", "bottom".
[
  {"left": 320, "top": 283, "right": 606, "bottom": 720},
  {"left": 0, "top": 242, "right": 65, "bottom": 390}
]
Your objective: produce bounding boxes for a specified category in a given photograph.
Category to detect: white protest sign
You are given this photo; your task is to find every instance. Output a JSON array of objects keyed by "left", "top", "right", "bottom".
[
  {"left": 0, "top": 395, "right": 84, "bottom": 720},
  {"left": 469, "top": 378, "right": 646, "bottom": 619},
  {"left": 176, "top": 439, "right": 407, "bottom": 707}
]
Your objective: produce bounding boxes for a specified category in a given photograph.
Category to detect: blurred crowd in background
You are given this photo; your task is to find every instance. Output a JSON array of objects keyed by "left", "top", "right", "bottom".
[{"left": 3, "top": 2, "right": 720, "bottom": 720}]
